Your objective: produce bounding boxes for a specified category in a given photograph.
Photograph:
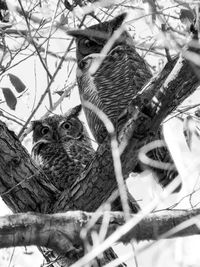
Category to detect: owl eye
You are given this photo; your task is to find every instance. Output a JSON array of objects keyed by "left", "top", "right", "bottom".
[
  {"left": 79, "top": 38, "right": 102, "bottom": 57},
  {"left": 62, "top": 121, "right": 72, "bottom": 130},
  {"left": 40, "top": 126, "right": 49, "bottom": 135},
  {"left": 79, "top": 38, "right": 98, "bottom": 50},
  {"left": 83, "top": 38, "right": 95, "bottom": 48}
]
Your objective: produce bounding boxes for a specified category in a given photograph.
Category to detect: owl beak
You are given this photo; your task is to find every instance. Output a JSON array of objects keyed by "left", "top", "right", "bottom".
[
  {"left": 78, "top": 57, "right": 91, "bottom": 69},
  {"left": 52, "top": 132, "right": 60, "bottom": 141}
]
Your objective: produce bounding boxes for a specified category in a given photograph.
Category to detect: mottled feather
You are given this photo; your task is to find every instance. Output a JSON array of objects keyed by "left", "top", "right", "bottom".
[{"left": 31, "top": 105, "right": 94, "bottom": 191}]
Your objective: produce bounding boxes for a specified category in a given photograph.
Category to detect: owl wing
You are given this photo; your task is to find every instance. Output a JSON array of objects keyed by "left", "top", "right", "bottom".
[{"left": 78, "top": 45, "right": 152, "bottom": 143}]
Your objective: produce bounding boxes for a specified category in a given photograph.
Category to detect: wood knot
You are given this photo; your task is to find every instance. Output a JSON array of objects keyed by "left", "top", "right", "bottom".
[{"left": 9, "top": 156, "right": 21, "bottom": 167}]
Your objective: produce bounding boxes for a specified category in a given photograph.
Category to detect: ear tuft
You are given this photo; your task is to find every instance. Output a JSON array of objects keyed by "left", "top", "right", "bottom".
[
  {"left": 109, "top": 12, "right": 127, "bottom": 31},
  {"left": 67, "top": 13, "right": 127, "bottom": 38},
  {"left": 30, "top": 120, "right": 41, "bottom": 131},
  {"left": 65, "top": 104, "right": 82, "bottom": 118},
  {"left": 67, "top": 29, "right": 83, "bottom": 38}
]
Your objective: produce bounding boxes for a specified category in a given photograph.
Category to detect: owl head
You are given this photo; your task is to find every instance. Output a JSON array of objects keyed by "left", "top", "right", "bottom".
[
  {"left": 31, "top": 105, "right": 86, "bottom": 145},
  {"left": 67, "top": 13, "right": 133, "bottom": 66}
]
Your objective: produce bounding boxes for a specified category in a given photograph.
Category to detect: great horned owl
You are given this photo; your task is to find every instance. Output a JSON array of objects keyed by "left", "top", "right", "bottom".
[
  {"left": 68, "top": 13, "right": 152, "bottom": 144},
  {"left": 31, "top": 104, "right": 140, "bottom": 211},
  {"left": 68, "top": 14, "right": 180, "bottom": 191},
  {"left": 31, "top": 105, "right": 132, "bottom": 267},
  {"left": 31, "top": 105, "right": 94, "bottom": 191}
]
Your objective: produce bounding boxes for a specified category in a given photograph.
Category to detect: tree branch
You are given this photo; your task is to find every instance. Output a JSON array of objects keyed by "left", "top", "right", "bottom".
[{"left": 0, "top": 209, "right": 200, "bottom": 253}]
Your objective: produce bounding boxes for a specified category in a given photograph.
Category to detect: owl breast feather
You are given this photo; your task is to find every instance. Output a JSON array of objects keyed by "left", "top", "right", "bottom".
[{"left": 77, "top": 44, "right": 152, "bottom": 144}]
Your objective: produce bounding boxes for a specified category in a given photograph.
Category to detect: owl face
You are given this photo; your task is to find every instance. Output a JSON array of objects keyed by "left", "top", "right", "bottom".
[
  {"left": 31, "top": 105, "right": 95, "bottom": 191},
  {"left": 32, "top": 105, "right": 84, "bottom": 145},
  {"left": 68, "top": 13, "right": 133, "bottom": 66},
  {"left": 32, "top": 116, "right": 83, "bottom": 144}
]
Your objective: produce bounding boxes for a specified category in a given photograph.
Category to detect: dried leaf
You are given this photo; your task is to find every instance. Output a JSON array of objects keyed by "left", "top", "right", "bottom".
[
  {"left": 54, "top": 90, "right": 71, "bottom": 97},
  {"left": 8, "top": 73, "right": 26, "bottom": 93},
  {"left": 59, "top": 13, "right": 68, "bottom": 25},
  {"left": 54, "top": 90, "right": 64, "bottom": 96},
  {"left": 180, "top": 9, "right": 195, "bottom": 24},
  {"left": 64, "top": 0, "right": 73, "bottom": 11},
  {"left": 1, "top": 87, "right": 17, "bottom": 110}
]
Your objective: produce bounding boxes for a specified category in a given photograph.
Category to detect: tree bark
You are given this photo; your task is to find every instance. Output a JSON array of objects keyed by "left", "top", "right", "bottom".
[
  {"left": 0, "top": 209, "right": 200, "bottom": 255},
  {"left": 0, "top": 122, "right": 58, "bottom": 213}
]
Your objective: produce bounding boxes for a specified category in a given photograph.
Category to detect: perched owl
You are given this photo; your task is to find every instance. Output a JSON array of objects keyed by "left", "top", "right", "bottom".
[
  {"left": 31, "top": 104, "right": 140, "bottom": 211},
  {"left": 31, "top": 105, "right": 95, "bottom": 191},
  {"left": 31, "top": 105, "right": 135, "bottom": 267},
  {"left": 68, "top": 12, "right": 152, "bottom": 144},
  {"left": 68, "top": 14, "right": 180, "bottom": 191}
]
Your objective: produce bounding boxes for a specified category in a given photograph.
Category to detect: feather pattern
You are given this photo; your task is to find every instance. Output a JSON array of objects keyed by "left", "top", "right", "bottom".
[{"left": 78, "top": 45, "right": 152, "bottom": 143}]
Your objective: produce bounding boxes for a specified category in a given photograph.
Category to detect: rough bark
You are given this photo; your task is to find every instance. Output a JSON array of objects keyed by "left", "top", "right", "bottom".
[
  {"left": 0, "top": 122, "right": 58, "bottom": 213},
  {"left": 0, "top": 209, "right": 200, "bottom": 253}
]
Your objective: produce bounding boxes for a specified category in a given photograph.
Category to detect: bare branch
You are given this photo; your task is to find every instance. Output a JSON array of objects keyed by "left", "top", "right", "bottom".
[{"left": 0, "top": 209, "right": 200, "bottom": 253}]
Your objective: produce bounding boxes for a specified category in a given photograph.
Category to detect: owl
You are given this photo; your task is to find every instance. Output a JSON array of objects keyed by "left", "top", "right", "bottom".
[
  {"left": 31, "top": 104, "right": 136, "bottom": 267},
  {"left": 68, "top": 12, "right": 152, "bottom": 144},
  {"left": 31, "top": 105, "right": 95, "bottom": 191},
  {"left": 68, "top": 14, "right": 180, "bottom": 191},
  {"left": 31, "top": 104, "right": 140, "bottom": 211}
]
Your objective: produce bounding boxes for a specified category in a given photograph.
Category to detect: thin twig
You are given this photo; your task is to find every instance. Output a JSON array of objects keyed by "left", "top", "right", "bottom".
[{"left": 18, "top": 16, "right": 86, "bottom": 140}]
